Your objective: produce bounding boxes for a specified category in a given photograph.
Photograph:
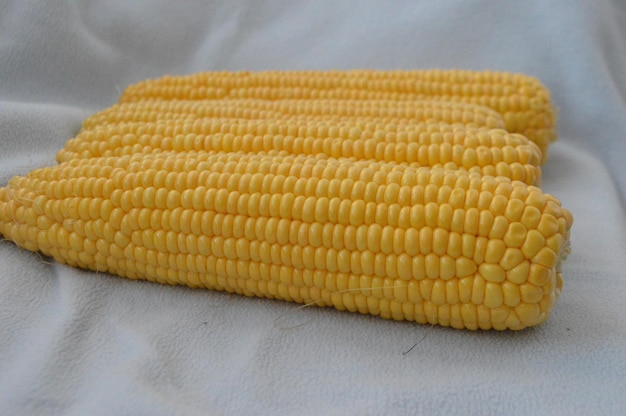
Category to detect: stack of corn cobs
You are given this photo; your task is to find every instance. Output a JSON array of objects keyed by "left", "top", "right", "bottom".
[{"left": 0, "top": 70, "right": 573, "bottom": 330}]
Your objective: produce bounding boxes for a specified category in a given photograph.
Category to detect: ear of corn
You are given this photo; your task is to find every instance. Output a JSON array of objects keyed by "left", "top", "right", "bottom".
[
  {"left": 57, "top": 119, "right": 542, "bottom": 186},
  {"left": 119, "top": 70, "right": 557, "bottom": 163},
  {"left": 82, "top": 99, "right": 506, "bottom": 131},
  {"left": 0, "top": 152, "right": 572, "bottom": 330},
  {"left": 0, "top": 68, "right": 571, "bottom": 331}
]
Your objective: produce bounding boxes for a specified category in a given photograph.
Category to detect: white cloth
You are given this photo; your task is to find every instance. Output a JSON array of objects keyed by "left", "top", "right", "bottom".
[{"left": 1, "top": 1, "right": 625, "bottom": 415}]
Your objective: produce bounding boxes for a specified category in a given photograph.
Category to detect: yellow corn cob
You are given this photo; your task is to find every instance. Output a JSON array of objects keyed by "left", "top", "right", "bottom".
[
  {"left": 57, "top": 119, "right": 542, "bottom": 185},
  {"left": 0, "top": 151, "right": 572, "bottom": 330},
  {"left": 119, "top": 70, "right": 557, "bottom": 162},
  {"left": 82, "top": 99, "right": 505, "bottom": 130}
]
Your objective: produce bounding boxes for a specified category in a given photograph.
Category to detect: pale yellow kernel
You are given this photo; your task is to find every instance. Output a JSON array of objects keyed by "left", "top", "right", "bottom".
[
  {"left": 479, "top": 263, "right": 506, "bottom": 283},
  {"left": 69, "top": 232, "right": 83, "bottom": 252},
  {"left": 464, "top": 207, "right": 479, "bottom": 235},
  {"left": 380, "top": 225, "right": 395, "bottom": 254},
  {"left": 477, "top": 210, "right": 494, "bottom": 237},
  {"left": 268, "top": 194, "right": 282, "bottom": 218},
  {"left": 503, "top": 222, "right": 527, "bottom": 248},
  {"left": 424, "top": 202, "right": 439, "bottom": 227},
  {"left": 210, "top": 236, "right": 225, "bottom": 258},
  {"left": 397, "top": 254, "right": 412, "bottom": 280},
  {"left": 374, "top": 253, "right": 386, "bottom": 277},
  {"left": 477, "top": 190, "right": 493, "bottom": 211},
  {"left": 36, "top": 216, "right": 53, "bottom": 231},
  {"left": 388, "top": 204, "right": 401, "bottom": 226},
  {"left": 455, "top": 257, "right": 477, "bottom": 278},
  {"left": 539, "top": 291, "right": 556, "bottom": 316},
  {"left": 360, "top": 250, "right": 375, "bottom": 276},
  {"left": 424, "top": 253, "right": 439, "bottom": 279},
  {"left": 521, "top": 229, "right": 545, "bottom": 259},
  {"left": 409, "top": 205, "right": 425, "bottom": 229},
  {"left": 462, "top": 148, "right": 477, "bottom": 169},
  {"left": 331, "top": 224, "right": 345, "bottom": 250},
  {"left": 108, "top": 208, "right": 124, "bottom": 230},
  {"left": 450, "top": 209, "right": 465, "bottom": 233},
  {"left": 397, "top": 206, "right": 411, "bottom": 228},
  {"left": 100, "top": 199, "right": 114, "bottom": 220},
  {"left": 515, "top": 303, "right": 541, "bottom": 327},
  {"left": 489, "top": 194, "right": 509, "bottom": 216},
  {"left": 520, "top": 205, "right": 541, "bottom": 229},
  {"left": 447, "top": 232, "right": 462, "bottom": 258},
  {"left": 78, "top": 198, "right": 91, "bottom": 221},
  {"left": 525, "top": 190, "right": 546, "bottom": 210},
  {"left": 167, "top": 190, "right": 182, "bottom": 210},
  {"left": 532, "top": 246, "right": 557, "bottom": 268},
  {"left": 488, "top": 216, "right": 509, "bottom": 240},
  {"left": 440, "top": 255, "right": 456, "bottom": 280},
  {"left": 464, "top": 188, "right": 479, "bottom": 209},
  {"left": 460, "top": 303, "right": 478, "bottom": 327},
  {"left": 471, "top": 274, "right": 486, "bottom": 305},
  {"left": 412, "top": 255, "right": 426, "bottom": 280},
  {"left": 504, "top": 198, "right": 525, "bottom": 221},
  {"left": 484, "top": 282, "right": 504, "bottom": 309},
  {"left": 521, "top": 287, "right": 544, "bottom": 309},
  {"left": 484, "top": 239, "right": 506, "bottom": 263},
  {"left": 499, "top": 248, "right": 524, "bottom": 271},
  {"left": 349, "top": 200, "right": 365, "bottom": 226},
  {"left": 527, "top": 263, "right": 553, "bottom": 286},
  {"left": 418, "top": 226, "right": 433, "bottom": 255},
  {"left": 473, "top": 236, "right": 488, "bottom": 264},
  {"left": 437, "top": 204, "right": 453, "bottom": 229},
  {"left": 419, "top": 278, "right": 434, "bottom": 301},
  {"left": 307, "top": 222, "right": 323, "bottom": 247},
  {"left": 342, "top": 225, "right": 356, "bottom": 250},
  {"left": 431, "top": 280, "right": 446, "bottom": 306},
  {"left": 545, "top": 233, "right": 563, "bottom": 257},
  {"left": 506, "top": 260, "right": 530, "bottom": 284},
  {"left": 314, "top": 197, "right": 329, "bottom": 223},
  {"left": 489, "top": 305, "right": 510, "bottom": 326},
  {"left": 477, "top": 305, "right": 493, "bottom": 328},
  {"left": 326, "top": 248, "right": 338, "bottom": 272},
  {"left": 461, "top": 234, "right": 476, "bottom": 258},
  {"left": 392, "top": 228, "right": 405, "bottom": 255},
  {"left": 385, "top": 254, "right": 398, "bottom": 278},
  {"left": 407, "top": 281, "right": 421, "bottom": 303},
  {"left": 501, "top": 281, "right": 521, "bottom": 307},
  {"left": 167, "top": 230, "right": 181, "bottom": 254},
  {"left": 432, "top": 228, "right": 448, "bottom": 256},
  {"left": 440, "top": 279, "right": 458, "bottom": 304},
  {"left": 537, "top": 214, "right": 559, "bottom": 238},
  {"left": 448, "top": 188, "right": 466, "bottom": 209},
  {"left": 456, "top": 276, "right": 472, "bottom": 303}
]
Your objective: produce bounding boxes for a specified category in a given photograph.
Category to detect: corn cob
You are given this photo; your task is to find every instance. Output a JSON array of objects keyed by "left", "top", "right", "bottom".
[
  {"left": 119, "top": 70, "right": 557, "bottom": 162},
  {"left": 0, "top": 151, "right": 572, "bottom": 330},
  {"left": 82, "top": 99, "right": 505, "bottom": 130},
  {"left": 58, "top": 120, "right": 542, "bottom": 185}
]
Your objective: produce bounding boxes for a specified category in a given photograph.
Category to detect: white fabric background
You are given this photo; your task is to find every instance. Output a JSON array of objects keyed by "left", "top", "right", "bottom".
[{"left": 1, "top": 1, "right": 625, "bottom": 415}]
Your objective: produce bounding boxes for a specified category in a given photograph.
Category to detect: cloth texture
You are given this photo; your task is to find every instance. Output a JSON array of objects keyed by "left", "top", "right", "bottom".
[{"left": 1, "top": 1, "right": 625, "bottom": 415}]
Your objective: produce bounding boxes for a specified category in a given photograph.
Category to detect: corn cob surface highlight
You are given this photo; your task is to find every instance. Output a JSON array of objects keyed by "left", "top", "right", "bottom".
[
  {"left": 0, "top": 151, "right": 572, "bottom": 330},
  {"left": 119, "top": 70, "right": 557, "bottom": 162}
]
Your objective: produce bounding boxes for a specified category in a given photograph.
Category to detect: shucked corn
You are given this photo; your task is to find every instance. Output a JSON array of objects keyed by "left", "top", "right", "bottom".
[
  {"left": 0, "top": 152, "right": 572, "bottom": 330},
  {"left": 0, "top": 69, "right": 571, "bottom": 330},
  {"left": 120, "top": 70, "right": 557, "bottom": 162},
  {"left": 58, "top": 120, "right": 542, "bottom": 186},
  {"left": 82, "top": 99, "right": 506, "bottom": 130}
]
